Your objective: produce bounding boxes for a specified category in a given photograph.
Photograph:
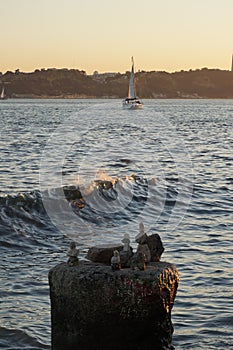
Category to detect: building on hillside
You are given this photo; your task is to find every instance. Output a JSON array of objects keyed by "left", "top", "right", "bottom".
[{"left": 91, "top": 72, "right": 118, "bottom": 80}]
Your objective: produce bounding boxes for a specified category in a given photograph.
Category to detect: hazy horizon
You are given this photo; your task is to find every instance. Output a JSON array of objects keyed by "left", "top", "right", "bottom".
[
  {"left": 1, "top": 64, "right": 232, "bottom": 76},
  {"left": 1, "top": 0, "right": 233, "bottom": 74}
]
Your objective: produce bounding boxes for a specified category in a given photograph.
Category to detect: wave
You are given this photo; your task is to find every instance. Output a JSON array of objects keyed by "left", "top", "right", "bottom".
[
  {"left": 0, "top": 327, "right": 49, "bottom": 350},
  {"left": 0, "top": 173, "right": 195, "bottom": 251}
]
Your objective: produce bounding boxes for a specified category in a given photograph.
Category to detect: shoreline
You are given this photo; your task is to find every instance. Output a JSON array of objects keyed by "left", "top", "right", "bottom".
[
  {"left": 4, "top": 95, "right": 233, "bottom": 100},
  {"left": 2, "top": 68, "right": 233, "bottom": 100}
]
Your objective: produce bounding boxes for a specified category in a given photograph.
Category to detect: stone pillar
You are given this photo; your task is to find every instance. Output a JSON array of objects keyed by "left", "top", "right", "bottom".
[{"left": 49, "top": 261, "right": 179, "bottom": 350}]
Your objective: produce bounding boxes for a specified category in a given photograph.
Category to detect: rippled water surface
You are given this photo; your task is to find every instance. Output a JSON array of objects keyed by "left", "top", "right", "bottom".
[{"left": 0, "top": 99, "right": 232, "bottom": 349}]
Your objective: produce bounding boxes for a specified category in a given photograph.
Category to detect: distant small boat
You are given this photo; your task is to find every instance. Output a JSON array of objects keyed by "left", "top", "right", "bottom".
[
  {"left": 123, "top": 57, "right": 143, "bottom": 109},
  {"left": 0, "top": 86, "right": 7, "bottom": 100}
]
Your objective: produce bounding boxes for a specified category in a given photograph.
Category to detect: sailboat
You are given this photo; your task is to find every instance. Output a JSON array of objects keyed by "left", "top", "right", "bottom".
[
  {"left": 0, "top": 86, "right": 7, "bottom": 100},
  {"left": 122, "top": 57, "right": 143, "bottom": 109}
]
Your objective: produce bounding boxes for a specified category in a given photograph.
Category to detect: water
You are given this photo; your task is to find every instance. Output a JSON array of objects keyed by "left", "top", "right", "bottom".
[{"left": 0, "top": 99, "right": 232, "bottom": 349}]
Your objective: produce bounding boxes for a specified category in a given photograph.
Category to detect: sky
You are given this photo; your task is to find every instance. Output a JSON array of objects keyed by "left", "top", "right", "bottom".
[{"left": 1, "top": 0, "right": 233, "bottom": 74}]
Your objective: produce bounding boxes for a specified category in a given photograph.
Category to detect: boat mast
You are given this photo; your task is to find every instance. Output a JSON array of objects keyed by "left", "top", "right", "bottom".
[{"left": 128, "top": 56, "right": 136, "bottom": 99}]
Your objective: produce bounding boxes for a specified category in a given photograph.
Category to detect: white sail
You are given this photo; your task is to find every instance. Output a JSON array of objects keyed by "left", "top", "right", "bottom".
[
  {"left": 122, "top": 56, "right": 142, "bottom": 109},
  {"left": 0, "top": 87, "right": 5, "bottom": 99},
  {"left": 128, "top": 57, "right": 136, "bottom": 99}
]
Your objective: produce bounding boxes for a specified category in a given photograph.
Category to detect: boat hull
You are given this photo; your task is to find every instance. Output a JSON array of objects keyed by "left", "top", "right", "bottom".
[{"left": 122, "top": 99, "right": 143, "bottom": 110}]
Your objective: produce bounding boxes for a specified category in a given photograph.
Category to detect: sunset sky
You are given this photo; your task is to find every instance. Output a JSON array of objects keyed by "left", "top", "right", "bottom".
[{"left": 1, "top": 0, "right": 233, "bottom": 74}]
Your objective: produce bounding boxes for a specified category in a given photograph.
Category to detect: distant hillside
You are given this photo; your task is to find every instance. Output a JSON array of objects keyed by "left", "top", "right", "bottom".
[{"left": 1, "top": 67, "right": 233, "bottom": 98}]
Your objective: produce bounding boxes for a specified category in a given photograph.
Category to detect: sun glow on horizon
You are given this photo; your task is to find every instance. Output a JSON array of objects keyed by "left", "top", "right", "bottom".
[{"left": 1, "top": 0, "right": 233, "bottom": 74}]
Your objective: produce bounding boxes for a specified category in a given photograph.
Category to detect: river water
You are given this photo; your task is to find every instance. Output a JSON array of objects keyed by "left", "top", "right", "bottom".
[{"left": 0, "top": 99, "right": 232, "bottom": 349}]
